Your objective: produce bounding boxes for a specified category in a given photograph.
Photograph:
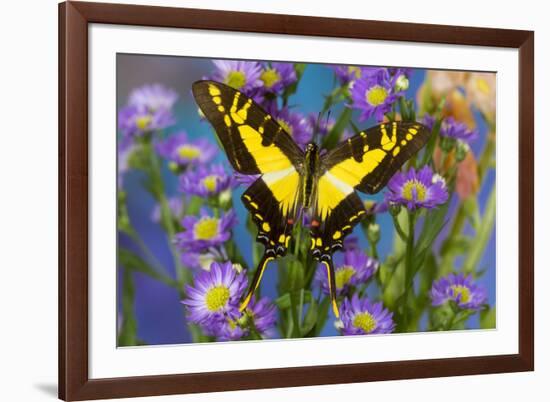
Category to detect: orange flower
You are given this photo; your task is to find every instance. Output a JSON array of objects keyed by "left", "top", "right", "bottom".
[
  {"left": 455, "top": 151, "right": 480, "bottom": 200},
  {"left": 442, "top": 89, "right": 475, "bottom": 129},
  {"left": 465, "top": 72, "right": 496, "bottom": 121}
]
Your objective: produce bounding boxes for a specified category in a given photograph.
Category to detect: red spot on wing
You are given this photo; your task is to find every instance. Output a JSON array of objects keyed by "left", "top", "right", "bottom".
[
  {"left": 311, "top": 219, "right": 320, "bottom": 227},
  {"left": 287, "top": 218, "right": 294, "bottom": 225}
]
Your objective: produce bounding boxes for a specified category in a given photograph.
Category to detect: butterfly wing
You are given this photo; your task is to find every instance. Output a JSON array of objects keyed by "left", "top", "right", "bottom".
[
  {"left": 192, "top": 80, "right": 304, "bottom": 174},
  {"left": 311, "top": 121, "right": 431, "bottom": 316},
  {"left": 192, "top": 80, "right": 304, "bottom": 310},
  {"left": 321, "top": 121, "right": 431, "bottom": 194}
]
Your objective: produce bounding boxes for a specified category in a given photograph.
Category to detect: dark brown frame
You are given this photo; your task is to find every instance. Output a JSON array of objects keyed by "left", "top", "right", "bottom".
[{"left": 59, "top": 1, "right": 534, "bottom": 400}]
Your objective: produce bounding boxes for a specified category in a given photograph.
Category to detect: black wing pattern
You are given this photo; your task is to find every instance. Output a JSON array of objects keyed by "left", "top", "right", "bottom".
[
  {"left": 192, "top": 80, "right": 304, "bottom": 311},
  {"left": 311, "top": 121, "right": 431, "bottom": 316}
]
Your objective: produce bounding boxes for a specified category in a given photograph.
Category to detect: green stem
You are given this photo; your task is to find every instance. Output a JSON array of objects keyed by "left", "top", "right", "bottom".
[
  {"left": 463, "top": 186, "right": 496, "bottom": 274},
  {"left": 127, "top": 229, "right": 172, "bottom": 280},
  {"left": 402, "top": 211, "right": 416, "bottom": 331},
  {"left": 392, "top": 214, "right": 408, "bottom": 242},
  {"left": 147, "top": 143, "right": 190, "bottom": 291}
]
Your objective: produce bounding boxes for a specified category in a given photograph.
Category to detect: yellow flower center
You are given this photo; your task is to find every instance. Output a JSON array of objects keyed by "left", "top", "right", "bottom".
[
  {"left": 365, "top": 85, "right": 389, "bottom": 106},
  {"left": 260, "top": 68, "right": 281, "bottom": 88},
  {"left": 450, "top": 285, "right": 471, "bottom": 304},
  {"left": 276, "top": 119, "right": 293, "bottom": 136},
  {"left": 202, "top": 175, "right": 220, "bottom": 192},
  {"left": 402, "top": 180, "right": 427, "bottom": 202},
  {"left": 205, "top": 286, "right": 230, "bottom": 311},
  {"left": 335, "top": 265, "right": 356, "bottom": 290},
  {"left": 348, "top": 66, "right": 361, "bottom": 80},
  {"left": 135, "top": 115, "right": 152, "bottom": 130},
  {"left": 475, "top": 77, "right": 490, "bottom": 94},
  {"left": 177, "top": 145, "right": 201, "bottom": 160},
  {"left": 353, "top": 312, "right": 377, "bottom": 333},
  {"left": 225, "top": 70, "right": 247, "bottom": 89},
  {"left": 194, "top": 217, "right": 219, "bottom": 240}
]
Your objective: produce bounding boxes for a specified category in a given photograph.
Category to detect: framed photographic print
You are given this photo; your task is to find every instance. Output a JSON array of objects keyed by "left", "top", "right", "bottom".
[{"left": 59, "top": 1, "right": 534, "bottom": 400}]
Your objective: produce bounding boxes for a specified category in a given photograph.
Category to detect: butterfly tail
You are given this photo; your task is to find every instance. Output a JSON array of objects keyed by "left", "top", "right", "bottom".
[
  {"left": 240, "top": 252, "right": 275, "bottom": 312},
  {"left": 321, "top": 257, "right": 340, "bottom": 318}
]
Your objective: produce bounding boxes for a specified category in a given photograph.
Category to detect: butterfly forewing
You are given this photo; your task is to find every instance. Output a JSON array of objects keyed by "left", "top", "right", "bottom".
[
  {"left": 321, "top": 121, "right": 431, "bottom": 194},
  {"left": 192, "top": 80, "right": 304, "bottom": 175}
]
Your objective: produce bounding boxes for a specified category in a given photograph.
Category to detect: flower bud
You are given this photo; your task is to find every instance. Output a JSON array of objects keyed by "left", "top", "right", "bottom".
[
  {"left": 388, "top": 202, "right": 402, "bottom": 217},
  {"left": 367, "top": 223, "right": 381, "bottom": 245},
  {"left": 455, "top": 140, "right": 470, "bottom": 162},
  {"left": 232, "top": 263, "right": 244, "bottom": 274},
  {"left": 395, "top": 74, "right": 409, "bottom": 91},
  {"left": 219, "top": 189, "right": 233, "bottom": 210},
  {"left": 439, "top": 136, "right": 454, "bottom": 152}
]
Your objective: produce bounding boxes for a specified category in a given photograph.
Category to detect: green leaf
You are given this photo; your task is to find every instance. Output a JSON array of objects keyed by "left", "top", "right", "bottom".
[
  {"left": 322, "top": 107, "right": 352, "bottom": 150},
  {"left": 118, "top": 267, "right": 138, "bottom": 346},
  {"left": 119, "top": 248, "right": 177, "bottom": 288},
  {"left": 480, "top": 307, "right": 496, "bottom": 329},
  {"left": 413, "top": 202, "right": 450, "bottom": 270},
  {"left": 275, "top": 291, "right": 313, "bottom": 310},
  {"left": 312, "top": 297, "right": 331, "bottom": 337},
  {"left": 300, "top": 299, "right": 319, "bottom": 336},
  {"left": 440, "top": 235, "right": 472, "bottom": 257},
  {"left": 463, "top": 196, "right": 481, "bottom": 230},
  {"left": 463, "top": 186, "right": 496, "bottom": 274}
]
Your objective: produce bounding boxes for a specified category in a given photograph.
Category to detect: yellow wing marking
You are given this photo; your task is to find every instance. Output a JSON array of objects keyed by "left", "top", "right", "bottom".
[
  {"left": 263, "top": 167, "right": 300, "bottom": 216},
  {"left": 208, "top": 84, "right": 221, "bottom": 96},
  {"left": 238, "top": 125, "right": 293, "bottom": 172},
  {"left": 327, "top": 148, "right": 387, "bottom": 189},
  {"left": 381, "top": 122, "right": 397, "bottom": 151},
  {"left": 316, "top": 171, "right": 354, "bottom": 220}
]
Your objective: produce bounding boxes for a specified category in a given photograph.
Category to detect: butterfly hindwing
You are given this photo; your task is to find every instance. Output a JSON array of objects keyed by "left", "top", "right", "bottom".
[
  {"left": 322, "top": 121, "right": 431, "bottom": 194},
  {"left": 240, "top": 174, "right": 300, "bottom": 309},
  {"left": 192, "top": 80, "right": 304, "bottom": 175}
]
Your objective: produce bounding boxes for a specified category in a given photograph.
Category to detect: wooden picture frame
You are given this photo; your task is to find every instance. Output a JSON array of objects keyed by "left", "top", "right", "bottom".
[{"left": 59, "top": 1, "right": 534, "bottom": 400}]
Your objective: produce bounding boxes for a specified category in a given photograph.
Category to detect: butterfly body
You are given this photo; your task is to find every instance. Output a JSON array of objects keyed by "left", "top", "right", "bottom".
[{"left": 192, "top": 79, "right": 431, "bottom": 318}]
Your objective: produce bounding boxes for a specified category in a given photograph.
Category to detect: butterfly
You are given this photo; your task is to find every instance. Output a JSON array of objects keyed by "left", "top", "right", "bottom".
[{"left": 192, "top": 80, "right": 430, "bottom": 318}]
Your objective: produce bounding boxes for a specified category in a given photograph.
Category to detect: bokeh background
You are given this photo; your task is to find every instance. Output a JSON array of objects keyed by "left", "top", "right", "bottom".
[{"left": 117, "top": 54, "right": 496, "bottom": 345}]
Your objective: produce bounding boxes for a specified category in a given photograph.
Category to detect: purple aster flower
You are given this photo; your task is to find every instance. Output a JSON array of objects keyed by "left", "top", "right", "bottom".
[
  {"left": 209, "top": 60, "right": 263, "bottom": 94},
  {"left": 128, "top": 83, "right": 178, "bottom": 112},
  {"left": 304, "top": 113, "right": 336, "bottom": 141},
  {"left": 364, "top": 200, "right": 389, "bottom": 215},
  {"left": 259, "top": 62, "right": 297, "bottom": 94},
  {"left": 118, "top": 105, "right": 175, "bottom": 138},
  {"left": 182, "top": 261, "right": 247, "bottom": 326},
  {"left": 267, "top": 105, "right": 310, "bottom": 145},
  {"left": 423, "top": 115, "right": 478, "bottom": 144},
  {"left": 385, "top": 165, "right": 448, "bottom": 210},
  {"left": 150, "top": 196, "right": 184, "bottom": 223},
  {"left": 340, "top": 294, "right": 395, "bottom": 335},
  {"left": 242, "top": 296, "right": 277, "bottom": 337},
  {"left": 155, "top": 131, "right": 217, "bottom": 170},
  {"left": 422, "top": 114, "right": 437, "bottom": 131},
  {"left": 179, "top": 164, "right": 234, "bottom": 198},
  {"left": 118, "top": 83, "right": 178, "bottom": 138},
  {"left": 234, "top": 172, "right": 259, "bottom": 187},
  {"left": 331, "top": 65, "right": 386, "bottom": 85},
  {"left": 216, "top": 296, "right": 277, "bottom": 341},
  {"left": 180, "top": 250, "right": 217, "bottom": 271},
  {"left": 175, "top": 209, "right": 237, "bottom": 252},
  {"left": 350, "top": 68, "right": 402, "bottom": 122},
  {"left": 315, "top": 240, "right": 378, "bottom": 296},
  {"left": 440, "top": 117, "right": 478, "bottom": 144},
  {"left": 430, "top": 273, "right": 487, "bottom": 310}
]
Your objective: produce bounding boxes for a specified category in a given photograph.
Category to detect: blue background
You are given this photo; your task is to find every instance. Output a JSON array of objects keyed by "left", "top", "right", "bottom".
[{"left": 117, "top": 54, "right": 496, "bottom": 345}]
